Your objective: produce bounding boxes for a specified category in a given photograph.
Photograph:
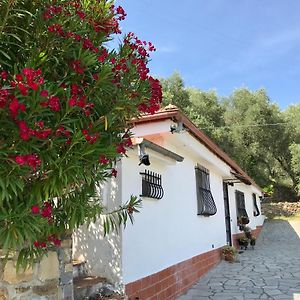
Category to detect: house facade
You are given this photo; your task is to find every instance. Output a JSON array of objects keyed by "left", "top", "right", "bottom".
[{"left": 73, "top": 106, "right": 264, "bottom": 300}]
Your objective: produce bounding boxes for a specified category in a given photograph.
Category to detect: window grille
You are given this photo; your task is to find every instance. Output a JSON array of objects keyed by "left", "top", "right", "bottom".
[
  {"left": 195, "top": 165, "right": 217, "bottom": 216},
  {"left": 253, "top": 193, "right": 260, "bottom": 217},
  {"left": 235, "top": 190, "right": 249, "bottom": 222},
  {"left": 140, "top": 170, "right": 164, "bottom": 199}
]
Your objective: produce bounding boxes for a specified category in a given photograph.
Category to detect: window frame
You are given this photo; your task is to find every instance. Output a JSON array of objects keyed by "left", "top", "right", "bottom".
[
  {"left": 195, "top": 165, "right": 217, "bottom": 216},
  {"left": 252, "top": 193, "right": 260, "bottom": 217},
  {"left": 140, "top": 169, "right": 164, "bottom": 200},
  {"left": 235, "top": 190, "right": 249, "bottom": 223}
]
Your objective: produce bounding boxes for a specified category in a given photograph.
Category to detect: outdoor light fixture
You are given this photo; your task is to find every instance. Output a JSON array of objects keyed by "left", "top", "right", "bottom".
[
  {"left": 138, "top": 144, "right": 151, "bottom": 166},
  {"left": 170, "top": 122, "right": 184, "bottom": 134}
]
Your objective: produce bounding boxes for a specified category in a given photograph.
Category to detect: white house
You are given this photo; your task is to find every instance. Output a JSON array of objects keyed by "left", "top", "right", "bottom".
[{"left": 73, "top": 106, "right": 264, "bottom": 300}]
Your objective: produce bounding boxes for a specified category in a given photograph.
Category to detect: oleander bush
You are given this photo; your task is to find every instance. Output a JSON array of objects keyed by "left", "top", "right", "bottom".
[{"left": 0, "top": 0, "right": 162, "bottom": 268}]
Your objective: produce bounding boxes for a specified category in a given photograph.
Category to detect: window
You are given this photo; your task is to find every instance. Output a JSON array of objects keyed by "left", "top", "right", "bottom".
[
  {"left": 235, "top": 190, "right": 249, "bottom": 223},
  {"left": 195, "top": 165, "right": 217, "bottom": 216},
  {"left": 140, "top": 169, "right": 164, "bottom": 199},
  {"left": 252, "top": 193, "right": 260, "bottom": 216}
]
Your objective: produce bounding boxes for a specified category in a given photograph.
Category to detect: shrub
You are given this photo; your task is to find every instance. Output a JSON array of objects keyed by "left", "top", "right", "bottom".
[{"left": 0, "top": 0, "right": 162, "bottom": 268}]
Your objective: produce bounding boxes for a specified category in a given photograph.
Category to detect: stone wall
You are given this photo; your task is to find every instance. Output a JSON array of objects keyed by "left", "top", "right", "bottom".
[
  {"left": 0, "top": 251, "right": 59, "bottom": 300},
  {"left": 0, "top": 236, "right": 73, "bottom": 300},
  {"left": 261, "top": 201, "right": 300, "bottom": 218}
]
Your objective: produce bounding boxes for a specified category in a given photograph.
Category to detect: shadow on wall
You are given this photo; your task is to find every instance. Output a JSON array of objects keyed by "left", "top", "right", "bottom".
[{"left": 72, "top": 177, "right": 123, "bottom": 288}]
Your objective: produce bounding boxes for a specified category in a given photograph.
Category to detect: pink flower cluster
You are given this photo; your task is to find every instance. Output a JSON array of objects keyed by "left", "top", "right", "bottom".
[
  {"left": 40, "top": 91, "right": 61, "bottom": 111},
  {"left": 82, "top": 128, "right": 99, "bottom": 144},
  {"left": 31, "top": 201, "right": 53, "bottom": 222},
  {"left": 15, "top": 154, "right": 41, "bottom": 170},
  {"left": 17, "top": 120, "right": 52, "bottom": 141},
  {"left": 11, "top": 68, "right": 44, "bottom": 96},
  {"left": 68, "top": 84, "right": 94, "bottom": 116},
  {"left": 45, "top": 2, "right": 126, "bottom": 38},
  {"left": 70, "top": 60, "right": 85, "bottom": 75},
  {"left": 99, "top": 155, "right": 110, "bottom": 165},
  {"left": 34, "top": 234, "right": 61, "bottom": 248}
]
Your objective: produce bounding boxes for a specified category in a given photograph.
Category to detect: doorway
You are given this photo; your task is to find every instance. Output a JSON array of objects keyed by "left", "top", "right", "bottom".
[{"left": 223, "top": 182, "right": 232, "bottom": 246}]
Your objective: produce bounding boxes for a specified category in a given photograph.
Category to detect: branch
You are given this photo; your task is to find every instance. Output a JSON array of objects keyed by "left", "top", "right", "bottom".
[{"left": 102, "top": 195, "right": 142, "bottom": 235}]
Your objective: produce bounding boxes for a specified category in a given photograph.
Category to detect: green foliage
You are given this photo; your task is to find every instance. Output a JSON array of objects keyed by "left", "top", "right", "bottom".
[
  {"left": 161, "top": 73, "right": 300, "bottom": 198},
  {"left": 160, "top": 72, "right": 191, "bottom": 110},
  {"left": 103, "top": 195, "right": 142, "bottom": 236},
  {"left": 186, "top": 88, "right": 225, "bottom": 142},
  {"left": 222, "top": 88, "right": 294, "bottom": 188},
  {"left": 221, "top": 245, "right": 237, "bottom": 256},
  {"left": 290, "top": 143, "right": 300, "bottom": 193}
]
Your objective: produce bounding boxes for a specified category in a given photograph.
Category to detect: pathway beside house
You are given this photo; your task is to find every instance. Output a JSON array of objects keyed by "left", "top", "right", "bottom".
[{"left": 176, "top": 220, "right": 300, "bottom": 300}]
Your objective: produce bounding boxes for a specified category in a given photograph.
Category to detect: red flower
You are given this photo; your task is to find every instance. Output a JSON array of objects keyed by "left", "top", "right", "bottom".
[
  {"left": 40, "top": 90, "right": 49, "bottom": 97},
  {"left": 28, "top": 82, "right": 39, "bottom": 91},
  {"left": 15, "top": 74, "right": 23, "bottom": 82},
  {"left": 97, "top": 49, "right": 108, "bottom": 62},
  {"left": 71, "top": 60, "right": 85, "bottom": 74},
  {"left": 92, "top": 74, "right": 99, "bottom": 81},
  {"left": 110, "top": 57, "right": 116, "bottom": 64},
  {"left": 33, "top": 241, "right": 40, "bottom": 247},
  {"left": 26, "top": 154, "right": 41, "bottom": 170},
  {"left": 68, "top": 96, "right": 77, "bottom": 107},
  {"left": 1, "top": 71, "right": 8, "bottom": 81},
  {"left": 99, "top": 156, "right": 109, "bottom": 165},
  {"left": 19, "top": 103, "right": 26, "bottom": 111},
  {"left": 48, "top": 234, "right": 55, "bottom": 242},
  {"left": 31, "top": 205, "right": 40, "bottom": 214},
  {"left": 48, "top": 96, "right": 60, "bottom": 111},
  {"left": 41, "top": 207, "right": 52, "bottom": 218},
  {"left": 64, "top": 130, "right": 71, "bottom": 137},
  {"left": 82, "top": 129, "right": 89, "bottom": 135},
  {"left": 20, "top": 132, "right": 30, "bottom": 141},
  {"left": 53, "top": 239, "right": 61, "bottom": 247},
  {"left": 18, "top": 83, "right": 28, "bottom": 96},
  {"left": 44, "top": 201, "right": 51, "bottom": 208},
  {"left": 9, "top": 98, "right": 20, "bottom": 118},
  {"left": 15, "top": 155, "right": 26, "bottom": 165},
  {"left": 117, "top": 144, "right": 126, "bottom": 154},
  {"left": 14, "top": 153, "right": 41, "bottom": 170},
  {"left": 40, "top": 242, "right": 47, "bottom": 248},
  {"left": 76, "top": 10, "right": 86, "bottom": 20},
  {"left": 35, "top": 121, "right": 44, "bottom": 128},
  {"left": 111, "top": 168, "right": 117, "bottom": 177}
]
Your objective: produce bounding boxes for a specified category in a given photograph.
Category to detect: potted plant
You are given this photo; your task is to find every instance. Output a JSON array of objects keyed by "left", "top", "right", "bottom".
[
  {"left": 237, "top": 216, "right": 250, "bottom": 230},
  {"left": 243, "top": 226, "right": 252, "bottom": 239},
  {"left": 239, "top": 216, "right": 250, "bottom": 225},
  {"left": 221, "top": 246, "right": 237, "bottom": 262},
  {"left": 250, "top": 237, "right": 256, "bottom": 247},
  {"left": 237, "top": 237, "right": 249, "bottom": 250}
]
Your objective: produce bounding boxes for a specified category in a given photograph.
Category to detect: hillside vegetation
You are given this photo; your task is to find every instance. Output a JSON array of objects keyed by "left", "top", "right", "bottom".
[{"left": 161, "top": 72, "right": 300, "bottom": 201}]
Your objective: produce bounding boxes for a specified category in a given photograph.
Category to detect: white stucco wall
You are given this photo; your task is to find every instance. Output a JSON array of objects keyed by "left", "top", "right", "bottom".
[
  {"left": 121, "top": 130, "right": 232, "bottom": 284},
  {"left": 72, "top": 163, "right": 123, "bottom": 286},
  {"left": 121, "top": 120, "right": 265, "bottom": 284},
  {"left": 228, "top": 182, "right": 264, "bottom": 235},
  {"left": 73, "top": 118, "right": 265, "bottom": 287}
]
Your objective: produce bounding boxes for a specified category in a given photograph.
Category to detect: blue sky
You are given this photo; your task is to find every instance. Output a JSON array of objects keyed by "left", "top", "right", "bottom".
[{"left": 116, "top": 0, "right": 300, "bottom": 110}]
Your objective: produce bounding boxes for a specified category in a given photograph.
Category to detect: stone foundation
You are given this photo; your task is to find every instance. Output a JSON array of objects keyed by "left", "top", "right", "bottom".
[{"left": 0, "top": 236, "right": 73, "bottom": 300}]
